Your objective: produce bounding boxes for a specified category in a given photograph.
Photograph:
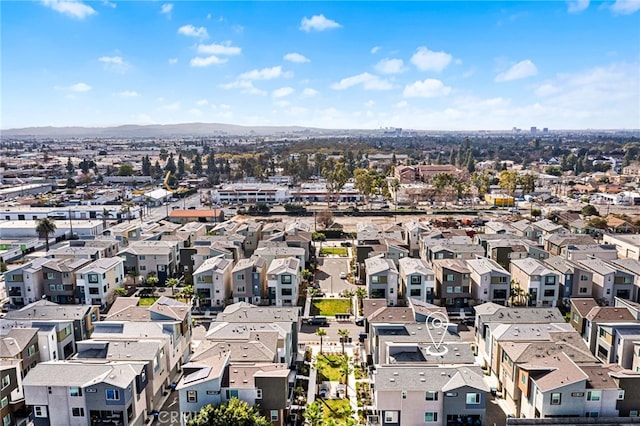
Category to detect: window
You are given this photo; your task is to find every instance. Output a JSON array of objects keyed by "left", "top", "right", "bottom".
[
  {"left": 187, "top": 390, "right": 197, "bottom": 403},
  {"left": 550, "top": 393, "right": 561, "bottom": 405},
  {"left": 587, "top": 412, "right": 599, "bottom": 418},
  {"left": 72, "top": 408, "right": 84, "bottom": 417},
  {"left": 226, "top": 390, "right": 239, "bottom": 399},
  {"left": 270, "top": 410, "right": 279, "bottom": 421},
  {"left": 281, "top": 288, "right": 292, "bottom": 296},
  {"left": 28, "top": 344, "right": 37, "bottom": 356},
  {"left": 88, "top": 274, "right": 99, "bottom": 283},
  {"left": 445, "top": 392, "right": 458, "bottom": 397},
  {"left": 0, "top": 397, "right": 7, "bottom": 409},
  {"left": 618, "top": 390, "right": 625, "bottom": 400},
  {"left": 411, "top": 275, "right": 421, "bottom": 285},
  {"left": 454, "top": 286, "right": 461, "bottom": 293},
  {"left": 446, "top": 286, "right": 453, "bottom": 293},
  {"left": 599, "top": 328, "right": 607, "bottom": 338},
  {"left": 571, "top": 392, "right": 585, "bottom": 397},
  {"left": 140, "top": 265, "right": 146, "bottom": 271},
  {"left": 543, "top": 289, "right": 555, "bottom": 297},
  {"left": 236, "top": 274, "right": 244, "bottom": 280},
  {"left": 445, "top": 274, "right": 455, "bottom": 282},
  {"left": 105, "top": 389, "right": 120, "bottom": 401},
  {"left": 281, "top": 275, "right": 292, "bottom": 284},
  {"left": 70, "top": 387, "right": 82, "bottom": 397},
  {"left": 521, "top": 373, "right": 527, "bottom": 385},
  {"left": 466, "top": 393, "right": 480, "bottom": 405},
  {"left": 410, "top": 289, "right": 421, "bottom": 297},
  {"left": 580, "top": 275, "right": 589, "bottom": 281},
  {"left": 34, "top": 406, "right": 47, "bottom": 418},
  {"left": 49, "top": 284, "right": 56, "bottom": 291},
  {"left": 2, "top": 414, "right": 9, "bottom": 426},
  {"left": 46, "top": 273, "right": 55, "bottom": 280},
  {"left": 579, "top": 287, "right": 588, "bottom": 294},
  {"left": 425, "top": 391, "right": 438, "bottom": 401},
  {"left": 1, "top": 375, "right": 9, "bottom": 390},
  {"left": 256, "top": 389, "right": 262, "bottom": 399},
  {"left": 390, "top": 287, "right": 394, "bottom": 294},
  {"left": 89, "top": 287, "right": 100, "bottom": 295},
  {"left": 139, "top": 255, "right": 146, "bottom": 260},
  {"left": 631, "top": 410, "right": 638, "bottom": 417},
  {"left": 424, "top": 412, "right": 438, "bottom": 422},
  {"left": 384, "top": 411, "right": 396, "bottom": 423},
  {"left": 497, "top": 276, "right": 507, "bottom": 283},
  {"left": 587, "top": 390, "right": 601, "bottom": 401}
]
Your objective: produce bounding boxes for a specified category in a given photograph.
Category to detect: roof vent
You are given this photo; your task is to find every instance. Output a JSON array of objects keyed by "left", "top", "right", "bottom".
[{"left": 393, "top": 372, "right": 399, "bottom": 376}]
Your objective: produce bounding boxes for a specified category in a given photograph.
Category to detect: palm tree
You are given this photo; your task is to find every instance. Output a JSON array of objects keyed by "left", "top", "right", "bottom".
[
  {"left": 316, "top": 328, "right": 327, "bottom": 354},
  {"left": 509, "top": 280, "right": 530, "bottom": 307},
  {"left": 338, "top": 354, "right": 353, "bottom": 399},
  {"left": 98, "top": 208, "right": 111, "bottom": 230},
  {"left": 35, "top": 217, "right": 57, "bottom": 251},
  {"left": 337, "top": 405, "right": 354, "bottom": 423},
  {"left": 355, "top": 287, "right": 367, "bottom": 313},
  {"left": 303, "top": 401, "right": 322, "bottom": 426},
  {"left": 166, "top": 278, "right": 180, "bottom": 295},
  {"left": 338, "top": 329, "right": 350, "bottom": 354}
]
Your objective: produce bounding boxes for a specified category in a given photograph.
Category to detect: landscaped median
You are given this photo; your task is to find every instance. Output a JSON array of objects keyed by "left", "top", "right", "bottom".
[
  {"left": 310, "top": 298, "right": 352, "bottom": 316},
  {"left": 319, "top": 247, "right": 349, "bottom": 257}
]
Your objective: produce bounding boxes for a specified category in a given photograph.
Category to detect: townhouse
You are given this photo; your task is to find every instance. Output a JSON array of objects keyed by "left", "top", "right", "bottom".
[
  {"left": 432, "top": 259, "right": 472, "bottom": 308},
  {"left": 544, "top": 256, "right": 594, "bottom": 309},
  {"left": 192, "top": 256, "right": 233, "bottom": 308},
  {"left": 42, "top": 258, "right": 92, "bottom": 305},
  {"left": 4, "top": 258, "right": 49, "bottom": 307},
  {"left": 466, "top": 257, "right": 511, "bottom": 306},
  {"left": 266, "top": 257, "right": 301, "bottom": 307},
  {"left": 576, "top": 258, "right": 634, "bottom": 305},
  {"left": 398, "top": 257, "right": 435, "bottom": 303},
  {"left": 118, "top": 240, "right": 181, "bottom": 284},
  {"left": 75, "top": 257, "right": 125, "bottom": 308},
  {"left": 365, "top": 256, "right": 400, "bottom": 306},
  {"left": 231, "top": 256, "right": 268, "bottom": 305},
  {"left": 510, "top": 258, "right": 560, "bottom": 307},
  {"left": 23, "top": 361, "right": 148, "bottom": 426}
]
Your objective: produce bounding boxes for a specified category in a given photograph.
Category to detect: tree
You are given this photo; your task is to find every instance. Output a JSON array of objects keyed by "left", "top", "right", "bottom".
[
  {"left": 303, "top": 401, "right": 323, "bottom": 426},
  {"left": 317, "top": 210, "right": 334, "bottom": 229},
  {"left": 177, "top": 153, "right": 186, "bottom": 178},
  {"left": 518, "top": 173, "right": 537, "bottom": 196},
  {"left": 324, "top": 161, "right": 349, "bottom": 205},
  {"left": 498, "top": 170, "right": 519, "bottom": 202},
  {"left": 338, "top": 355, "right": 353, "bottom": 398},
  {"left": 141, "top": 156, "right": 152, "bottom": 176},
  {"left": 316, "top": 328, "right": 327, "bottom": 354},
  {"left": 582, "top": 204, "right": 599, "bottom": 216},
  {"left": 98, "top": 208, "right": 111, "bottom": 229},
  {"left": 470, "top": 171, "right": 491, "bottom": 200},
  {"left": 338, "top": 329, "right": 350, "bottom": 354},
  {"left": 113, "top": 287, "right": 128, "bottom": 298},
  {"left": 192, "top": 154, "right": 203, "bottom": 176},
  {"left": 432, "top": 173, "right": 456, "bottom": 207},
  {"left": 354, "top": 168, "right": 374, "bottom": 206},
  {"left": 146, "top": 275, "right": 159, "bottom": 287},
  {"left": 187, "top": 398, "right": 270, "bottom": 426},
  {"left": 165, "top": 153, "right": 177, "bottom": 174},
  {"left": 587, "top": 217, "right": 608, "bottom": 230},
  {"left": 66, "top": 157, "right": 74, "bottom": 176},
  {"left": 36, "top": 217, "right": 57, "bottom": 251},
  {"left": 355, "top": 287, "right": 367, "bottom": 314},
  {"left": 166, "top": 278, "right": 180, "bottom": 295},
  {"left": 118, "top": 163, "right": 134, "bottom": 176},
  {"left": 509, "top": 280, "right": 530, "bottom": 307},
  {"left": 312, "top": 232, "right": 326, "bottom": 252}
]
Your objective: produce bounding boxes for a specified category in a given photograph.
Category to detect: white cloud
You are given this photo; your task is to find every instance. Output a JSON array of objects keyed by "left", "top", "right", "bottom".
[
  {"left": 159, "top": 102, "right": 181, "bottom": 111},
  {"left": 102, "top": 0, "right": 116, "bottom": 8},
  {"left": 54, "top": 82, "right": 92, "bottom": 92},
  {"left": 567, "top": 0, "right": 589, "bottom": 13},
  {"left": 272, "top": 87, "right": 294, "bottom": 98},
  {"left": 196, "top": 99, "right": 208, "bottom": 106},
  {"left": 495, "top": 59, "right": 538, "bottom": 82},
  {"left": 118, "top": 90, "right": 139, "bottom": 97},
  {"left": 188, "top": 108, "right": 202, "bottom": 117},
  {"left": 189, "top": 56, "right": 228, "bottom": 67},
  {"left": 393, "top": 101, "right": 408, "bottom": 109},
  {"left": 534, "top": 83, "right": 562, "bottom": 97},
  {"left": 410, "top": 46, "right": 453, "bottom": 72},
  {"left": 197, "top": 41, "right": 241, "bottom": 55},
  {"left": 331, "top": 72, "right": 393, "bottom": 91},
  {"left": 403, "top": 79, "right": 452, "bottom": 98},
  {"left": 232, "top": 25, "right": 244, "bottom": 33},
  {"left": 168, "top": 58, "right": 178, "bottom": 65},
  {"left": 364, "top": 100, "right": 375, "bottom": 107},
  {"left": 611, "top": 0, "right": 640, "bottom": 14},
  {"left": 274, "top": 100, "right": 290, "bottom": 108},
  {"left": 238, "top": 66, "right": 290, "bottom": 81},
  {"left": 302, "top": 88, "right": 319, "bottom": 97},
  {"left": 299, "top": 14, "right": 341, "bottom": 32},
  {"left": 218, "top": 80, "right": 267, "bottom": 96},
  {"left": 177, "top": 24, "right": 208, "bottom": 39},
  {"left": 41, "top": 0, "right": 96, "bottom": 19},
  {"left": 284, "top": 52, "right": 310, "bottom": 63},
  {"left": 98, "top": 55, "right": 129, "bottom": 73},
  {"left": 462, "top": 67, "right": 477, "bottom": 79},
  {"left": 374, "top": 58, "right": 405, "bottom": 74},
  {"left": 370, "top": 46, "right": 381, "bottom": 54},
  {"left": 161, "top": 3, "right": 173, "bottom": 14}
]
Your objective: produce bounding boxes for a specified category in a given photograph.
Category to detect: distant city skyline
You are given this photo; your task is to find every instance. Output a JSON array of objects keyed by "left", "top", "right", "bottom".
[{"left": 2, "top": 1, "right": 639, "bottom": 130}]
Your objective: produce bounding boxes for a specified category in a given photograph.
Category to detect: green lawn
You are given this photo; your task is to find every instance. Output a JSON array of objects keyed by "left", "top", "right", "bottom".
[
  {"left": 138, "top": 297, "right": 159, "bottom": 306},
  {"left": 319, "top": 247, "right": 348, "bottom": 257},
  {"left": 316, "top": 355, "right": 344, "bottom": 382},
  {"left": 311, "top": 299, "right": 352, "bottom": 316}
]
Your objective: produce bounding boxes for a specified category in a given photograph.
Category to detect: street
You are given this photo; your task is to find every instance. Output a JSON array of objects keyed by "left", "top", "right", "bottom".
[{"left": 299, "top": 320, "right": 363, "bottom": 346}]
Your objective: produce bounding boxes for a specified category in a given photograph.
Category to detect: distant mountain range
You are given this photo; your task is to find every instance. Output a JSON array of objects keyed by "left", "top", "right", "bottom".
[{"left": 1, "top": 122, "right": 338, "bottom": 138}]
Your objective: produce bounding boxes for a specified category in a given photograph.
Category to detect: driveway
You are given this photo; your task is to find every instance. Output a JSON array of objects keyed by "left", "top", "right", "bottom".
[{"left": 316, "top": 258, "right": 352, "bottom": 295}]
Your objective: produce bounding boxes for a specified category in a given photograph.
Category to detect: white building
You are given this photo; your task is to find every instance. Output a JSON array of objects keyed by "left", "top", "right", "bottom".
[
  {"left": 75, "top": 257, "right": 125, "bottom": 308},
  {"left": 398, "top": 257, "right": 434, "bottom": 303},
  {"left": 193, "top": 256, "right": 233, "bottom": 308},
  {"left": 212, "top": 184, "right": 291, "bottom": 205},
  {"left": 266, "top": 257, "right": 300, "bottom": 307},
  {"left": 365, "top": 256, "right": 399, "bottom": 306}
]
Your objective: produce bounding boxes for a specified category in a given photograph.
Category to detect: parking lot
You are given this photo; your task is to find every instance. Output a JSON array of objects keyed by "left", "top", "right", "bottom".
[{"left": 315, "top": 257, "right": 352, "bottom": 295}]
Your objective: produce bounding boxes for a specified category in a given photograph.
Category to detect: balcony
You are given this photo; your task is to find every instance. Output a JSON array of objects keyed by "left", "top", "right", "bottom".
[{"left": 90, "top": 410, "right": 124, "bottom": 426}]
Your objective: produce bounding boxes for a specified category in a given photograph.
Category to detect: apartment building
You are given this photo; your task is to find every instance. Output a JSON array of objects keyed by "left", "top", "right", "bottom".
[
  {"left": 4, "top": 258, "right": 49, "bottom": 307},
  {"left": 576, "top": 258, "right": 634, "bottom": 305},
  {"left": 432, "top": 259, "right": 472, "bottom": 308},
  {"left": 193, "top": 256, "right": 233, "bottom": 308},
  {"left": 231, "top": 256, "right": 268, "bottom": 304},
  {"left": 42, "top": 258, "right": 92, "bottom": 305},
  {"left": 119, "top": 240, "right": 180, "bottom": 284},
  {"left": 75, "top": 257, "right": 125, "bottom": 308}
]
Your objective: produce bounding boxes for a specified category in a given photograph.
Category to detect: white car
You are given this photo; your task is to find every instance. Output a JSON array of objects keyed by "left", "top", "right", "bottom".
[{"left": 339, "top": 272, "right": 347, "bottom": 279}]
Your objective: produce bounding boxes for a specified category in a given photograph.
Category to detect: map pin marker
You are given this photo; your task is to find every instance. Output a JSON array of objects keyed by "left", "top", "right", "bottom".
[{"left": 426, "top": 311, "right": 450, "bottom": 354}]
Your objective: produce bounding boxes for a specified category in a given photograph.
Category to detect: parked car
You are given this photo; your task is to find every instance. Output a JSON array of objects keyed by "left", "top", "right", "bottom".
[
  {"left": 307, "top": 316, "right": 328, "bottom": 326},
  {"left": 339, "top": 272, "right": 347, "bottom": 279},
  {"left": 355, "top": 317, "right": 365, "bottom": 326}
]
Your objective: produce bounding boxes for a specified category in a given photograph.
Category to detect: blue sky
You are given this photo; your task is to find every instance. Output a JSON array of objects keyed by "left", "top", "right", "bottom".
[{"left": 2, "top": 0, "right": 639, "bottom": 130}]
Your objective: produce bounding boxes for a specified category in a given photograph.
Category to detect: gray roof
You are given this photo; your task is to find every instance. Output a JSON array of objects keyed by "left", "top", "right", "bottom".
[
  {"left": 466, "top": 258, "right": 509, "bottom": 275},
  {"left": 511, "top": 258, "right": 556, "bottom": 276},
  {"left": 374, "top": 365, "right": 488, "bottom": 392},
  {"left": 4, "top": 300, "right": 96, "bottom": 321},
  {"left": 193, "top": 256, "right": 232, "bottom": 275},
  {"left": 23, "top": 361, "right": 141, "bottom": 388},
  {"left": 267, "top": 257, "right": 300, "bottom": 275},
  {"left": 476, "top": 303, "right": 565, "bottom": 324},
  {"left": 0, "top": 327, "right": 38, "bottom": 357},
  {"left": 218, "top": 302, "right": 299, "bottom": 323},
  {"left": 76, "top": 257, "right": 122, "bottom": 274},
  {"left": 76, "top": 339, "right": 161, "bottom": 361},
  {"left": 365, "top": 256, "right": 397, "bottom": 275},
  {"left": 398, "top": 257, "right": 433, "bottom": 276}
]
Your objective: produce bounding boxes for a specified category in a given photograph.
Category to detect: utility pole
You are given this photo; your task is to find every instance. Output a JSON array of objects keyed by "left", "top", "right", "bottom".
[{"left": 68, "top": 208, "right": 74, "bottom": 240}]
